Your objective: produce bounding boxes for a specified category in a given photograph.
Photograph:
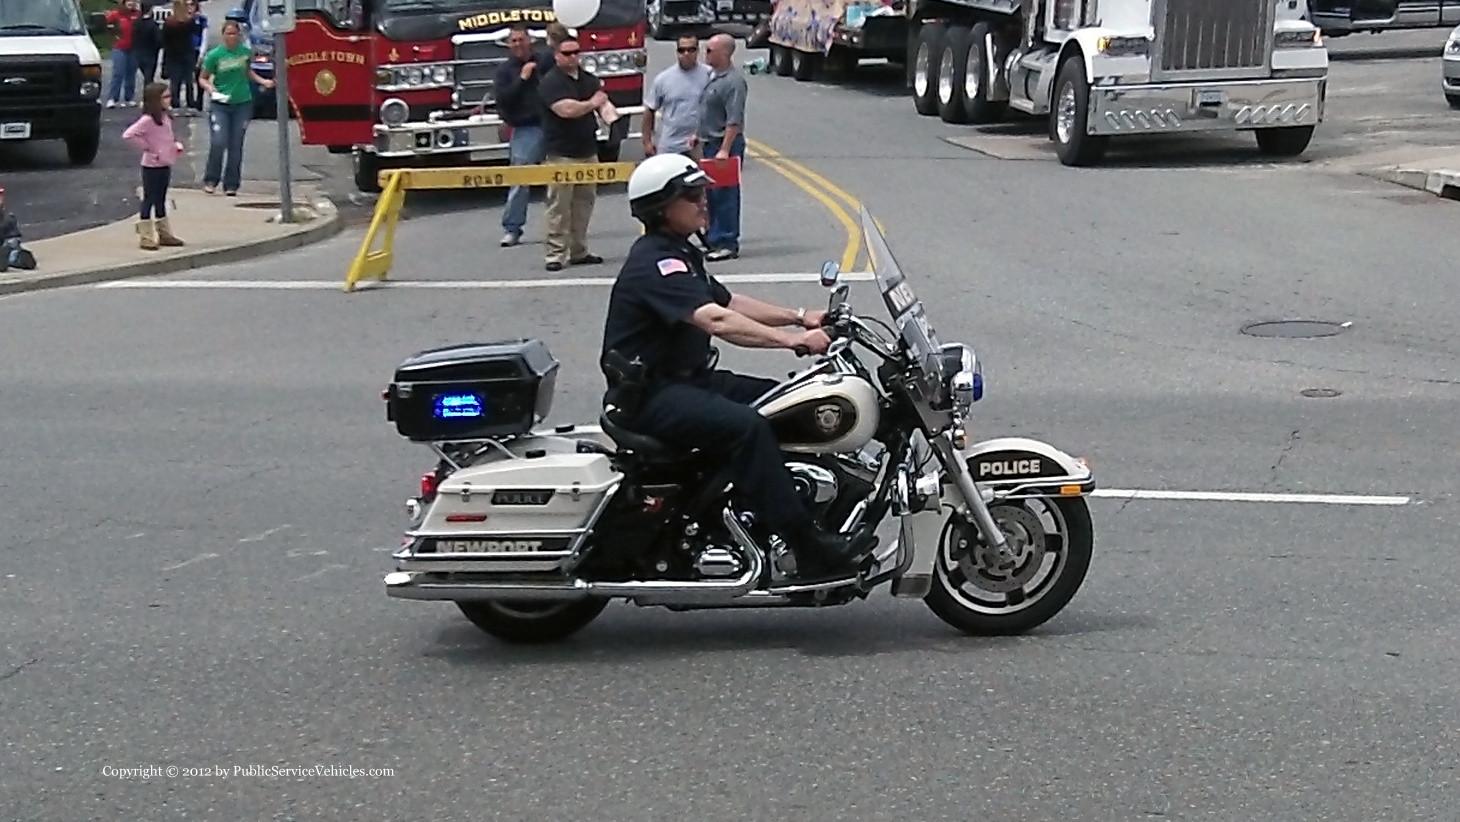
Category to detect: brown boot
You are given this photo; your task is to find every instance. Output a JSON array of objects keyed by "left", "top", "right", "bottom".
[
  {"left": 155, "top": 216, "right": 185, "bottom": 247},
  {"left": 137, "top": 219, "right": 159, "bottom": 251}
]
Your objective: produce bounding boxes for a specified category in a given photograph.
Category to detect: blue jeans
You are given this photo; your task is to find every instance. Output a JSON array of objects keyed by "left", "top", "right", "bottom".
[
  {"left": 107, "top": 48, "right": 135, "bottom": 103},
  {"left": 204, "top": 101, "right": 252, "bottom": 192},
  {"left": 502, "top": 124, "right": 545, "bottom": 236},
  {"left": 706, "top": 132, "right": 745, "bottom": 253}
]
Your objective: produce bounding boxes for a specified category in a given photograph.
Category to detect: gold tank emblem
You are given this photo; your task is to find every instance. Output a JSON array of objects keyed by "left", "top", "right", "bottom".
[{"left": 314, "top": 69, "right": 338, "bottom": 96}]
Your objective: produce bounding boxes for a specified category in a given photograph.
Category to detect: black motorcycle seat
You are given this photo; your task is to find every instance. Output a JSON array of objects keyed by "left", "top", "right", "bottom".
[{"left": 599, "top": 413, "right": 692, "bottom": 460}]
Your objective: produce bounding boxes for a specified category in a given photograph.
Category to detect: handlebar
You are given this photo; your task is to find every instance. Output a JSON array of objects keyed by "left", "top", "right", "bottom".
[{"left": 791, "top": 323, "right": 841, "bottom": 357}]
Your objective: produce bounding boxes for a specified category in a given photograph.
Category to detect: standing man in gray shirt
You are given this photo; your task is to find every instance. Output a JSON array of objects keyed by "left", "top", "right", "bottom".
[
  {"left": 642, "top": 34, "right": 712, "bottom": 158},
  {"left": 697, "top": 33, "right": 748, "bottom": 262}
]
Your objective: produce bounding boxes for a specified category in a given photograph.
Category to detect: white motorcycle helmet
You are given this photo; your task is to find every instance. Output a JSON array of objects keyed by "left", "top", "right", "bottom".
[{"left": 627, "top": 153, "right": 711, "bottom": 225}]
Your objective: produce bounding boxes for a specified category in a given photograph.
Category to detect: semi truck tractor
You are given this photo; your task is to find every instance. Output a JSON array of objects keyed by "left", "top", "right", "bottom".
[{"left": 766, "top": 0, "right": 1330, "bottom": 165}]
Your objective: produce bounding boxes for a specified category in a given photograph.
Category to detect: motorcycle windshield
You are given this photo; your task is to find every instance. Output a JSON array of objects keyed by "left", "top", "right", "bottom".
[{"left": 861, "top": 207, "right": 943, "bottom": 380}]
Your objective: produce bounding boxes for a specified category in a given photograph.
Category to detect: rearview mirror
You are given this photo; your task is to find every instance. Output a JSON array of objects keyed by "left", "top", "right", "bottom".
[
  {"left": 828, "top": 283, "right": 849, "bottom": 314},
  {"left": 819, "top": 260, "right": 840, "bottom": 288}
]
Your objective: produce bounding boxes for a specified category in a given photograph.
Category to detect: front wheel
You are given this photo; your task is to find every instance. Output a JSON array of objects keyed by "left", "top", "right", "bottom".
[
  {"left": 456, "top": 598, "right": 609, "bottom": 643},
  {"left": 1254, "top": 125, "right": 1315, "bottom": 157},
  {"left": 66, "top": 125, "right": 101, "bottom": 165},
  {"left": 924, "top": 497, "right": 1093, "bottom": 636}
]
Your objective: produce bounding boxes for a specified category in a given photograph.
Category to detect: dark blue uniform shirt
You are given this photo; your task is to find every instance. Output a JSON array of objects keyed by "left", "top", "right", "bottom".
[{"left": 601, "top": 231, "right": 732, "bottom": 383}]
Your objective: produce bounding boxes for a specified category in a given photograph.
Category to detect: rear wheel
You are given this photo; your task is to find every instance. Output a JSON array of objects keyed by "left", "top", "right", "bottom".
[
  {"left": 456, "top": 598, "right": 609, "bottom": 643},
  {"left": 924, "top": 497, "right": 1093, "bottom": 636},
  {"left": 792, "top": 48, "right": 817, "bottom": 81},
  {"left": 912, "top": 22, "right": 945, "bottom": 115},
  {"left": 1448, "top": 92, "right": 1460, "bottom": 110}
]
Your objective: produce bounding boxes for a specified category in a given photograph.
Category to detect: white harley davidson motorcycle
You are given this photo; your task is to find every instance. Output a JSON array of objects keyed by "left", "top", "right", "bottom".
[{"left": 381, "top": 209, "right": 1096, "bottom": 643}]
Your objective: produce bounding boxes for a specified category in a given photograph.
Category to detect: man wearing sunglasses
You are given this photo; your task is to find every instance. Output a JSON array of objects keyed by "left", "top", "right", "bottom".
[
  {"left": 537, "top": 36, "right": 610, "bottom": 272},
  {"left": 598, "top": 154, "right": 878, "bottom": 583},
  {"left": 642, "top": 35, "right": 712, "bottom": 158}
]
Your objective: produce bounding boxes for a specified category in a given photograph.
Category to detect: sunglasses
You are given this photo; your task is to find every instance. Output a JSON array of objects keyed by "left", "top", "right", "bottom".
[
  {"left": 677, "top": 46, "right": 698, "bottom": 53},
  {"left": 679, "top": 187, "right": 706, "bottom": 202}
]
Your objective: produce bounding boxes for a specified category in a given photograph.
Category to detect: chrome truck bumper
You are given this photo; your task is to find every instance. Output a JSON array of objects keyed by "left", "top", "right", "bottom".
[
  {"left": 370, "top": 106, "right": 645, "bottom": 160},
  {"left": 1087, "top": 78, "right": 1325, "bottom": 137}
]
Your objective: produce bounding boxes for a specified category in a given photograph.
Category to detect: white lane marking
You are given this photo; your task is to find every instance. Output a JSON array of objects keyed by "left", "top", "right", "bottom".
[
  {"left": 1091, "top": 489, "right": 1411, "bottom": 506},
  {"left": 95, "top": 272, "right": 876, "bottom": 289}
]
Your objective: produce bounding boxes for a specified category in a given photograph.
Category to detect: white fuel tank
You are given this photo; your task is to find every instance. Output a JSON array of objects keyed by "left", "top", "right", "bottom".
[{"left": 757, "top": 374, "right": 880, "bottom": 455}]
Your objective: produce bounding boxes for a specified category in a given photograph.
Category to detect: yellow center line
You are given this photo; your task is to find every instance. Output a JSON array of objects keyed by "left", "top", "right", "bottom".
[{"left": 745, "top": 138, "right": 867, "bottom": 273}]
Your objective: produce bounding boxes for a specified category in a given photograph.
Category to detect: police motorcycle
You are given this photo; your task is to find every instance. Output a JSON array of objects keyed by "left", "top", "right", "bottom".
[{"left": 380, "top": 208, "right": 1097, "bottom": 643}]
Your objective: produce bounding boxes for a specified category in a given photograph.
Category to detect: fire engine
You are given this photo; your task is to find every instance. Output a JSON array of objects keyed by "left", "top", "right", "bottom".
[{"left": 282, "top": 0, "right": 649, "bottom": 192}]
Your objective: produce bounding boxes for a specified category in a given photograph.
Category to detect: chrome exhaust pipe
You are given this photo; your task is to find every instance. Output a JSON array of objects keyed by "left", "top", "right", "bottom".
[{"left": 384, "top": 506, "right": 765, "bottom": 605}]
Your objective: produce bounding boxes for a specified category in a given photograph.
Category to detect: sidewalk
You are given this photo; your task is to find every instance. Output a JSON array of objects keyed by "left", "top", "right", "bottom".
[
  {"left": 1351, "top": 146, "right": 1460, "bottom": 201},
  {"left": 0, "top": 185, "right": 341, "bottom": 297}
]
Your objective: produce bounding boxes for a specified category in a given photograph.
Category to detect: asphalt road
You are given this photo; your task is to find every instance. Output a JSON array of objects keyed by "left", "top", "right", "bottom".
[{"left": 4, "top": 33, "right": 1460, "bottom": 821}]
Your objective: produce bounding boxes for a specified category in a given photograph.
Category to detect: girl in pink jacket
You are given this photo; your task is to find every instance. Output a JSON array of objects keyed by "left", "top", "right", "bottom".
[{"left": 122, "top": 82, "right": 187, "bottom": 250}]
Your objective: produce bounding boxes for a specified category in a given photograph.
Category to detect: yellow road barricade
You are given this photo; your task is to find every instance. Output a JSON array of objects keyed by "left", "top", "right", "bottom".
[{"left": 343, "top": 162, "right": 637, "bottom": 292}]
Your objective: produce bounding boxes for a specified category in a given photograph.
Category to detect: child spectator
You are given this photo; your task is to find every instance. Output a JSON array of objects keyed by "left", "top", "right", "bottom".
[{"left": 122, "top": 83, "right": 187, "bottom": 250}]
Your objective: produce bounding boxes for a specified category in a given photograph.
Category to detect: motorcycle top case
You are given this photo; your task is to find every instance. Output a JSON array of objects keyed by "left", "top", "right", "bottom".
[{"left": 386, "top": 339, "right": 560, "bottom": 442}]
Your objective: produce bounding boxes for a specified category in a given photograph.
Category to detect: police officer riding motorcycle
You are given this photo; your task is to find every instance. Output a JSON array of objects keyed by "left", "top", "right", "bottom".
[{"left": 599, "top": 154, "right": 877, "bottom": 581}]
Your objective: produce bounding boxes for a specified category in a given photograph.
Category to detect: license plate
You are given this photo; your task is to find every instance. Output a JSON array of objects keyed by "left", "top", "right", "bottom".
[
  {"left": 0, "top": 122, "right": 31, "bottom": 140},
  {"left": 436, "top": 538, "right": 545, "bottom": 553},
  {"left": 469, "top": 150, "right": 505, "bottom": 161}
]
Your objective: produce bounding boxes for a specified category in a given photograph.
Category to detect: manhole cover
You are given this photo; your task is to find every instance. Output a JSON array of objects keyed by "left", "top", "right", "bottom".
[
  {"left": 1301, "top": 388, "right": 1342, "bottom": 398},
  {"left": 1241, "top": 320, "right": 1348, "bottom": 338}
]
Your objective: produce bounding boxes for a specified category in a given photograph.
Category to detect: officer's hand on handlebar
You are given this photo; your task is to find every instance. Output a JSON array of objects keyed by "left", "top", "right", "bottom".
[{"left": 791, "top": 329, "right": 834, "bottom": 357}]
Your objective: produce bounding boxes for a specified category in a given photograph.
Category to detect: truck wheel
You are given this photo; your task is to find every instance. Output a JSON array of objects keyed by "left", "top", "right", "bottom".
[
  {"left": 912, "top": 22, "right": 946, "bottom": 116},
  {"left": 1254, "top": 126, "right": 1315, "bottom": 157},
  {"left": 937, "top": 24, "right": 972, "bottom": 123},
  {"left": 66, "top": 126, "right": 101, "bottom": 166},
  {"left": 354, "top": 150, "right": 383, "bottom": 193},
  {"left": 1448, "top": 93, "right": 1460, "bottom": 110},
  {"left": 1050, "top": 57, "right": 1107, "bottom": 167},
  {"left": 791, "top": 49, "right": 817, "bottom": 81},
  {"left": 964, "top": 22, "right": 1009, "bottom": 124},
  {"left": 772, "top": 44, "right": 794, "bottom": 75}
]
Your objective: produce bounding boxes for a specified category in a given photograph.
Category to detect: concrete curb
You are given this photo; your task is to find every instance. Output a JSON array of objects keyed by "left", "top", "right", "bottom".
[
  {"left": 0, "top": 198, "right": 345, "bottom": 298},
  {"left": 1359, "top": 165, "right": 1460, "bottom": 201}
]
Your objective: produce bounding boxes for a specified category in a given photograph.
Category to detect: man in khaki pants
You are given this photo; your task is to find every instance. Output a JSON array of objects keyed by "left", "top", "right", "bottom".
[{"left": 537, "top": 35, "right": 607, "bottom": 272}]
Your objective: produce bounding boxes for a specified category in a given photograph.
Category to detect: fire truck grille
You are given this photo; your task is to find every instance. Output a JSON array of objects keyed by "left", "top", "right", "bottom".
[
  {"left": 454, "top": 40, "right": 510, "bottom": 108},
  {"left": 1157, "top": 0, "right": 1273, "bottom": 75}
]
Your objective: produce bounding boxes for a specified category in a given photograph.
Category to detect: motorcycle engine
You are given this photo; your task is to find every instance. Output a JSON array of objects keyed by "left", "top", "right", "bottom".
[{"left": 787, "top": 462, "right": 839, "bottom": 513}]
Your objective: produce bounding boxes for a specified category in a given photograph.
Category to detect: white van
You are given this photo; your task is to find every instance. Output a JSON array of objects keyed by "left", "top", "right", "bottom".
[{"left": 0, "top": 0, "right": 104, "bottom": 165}]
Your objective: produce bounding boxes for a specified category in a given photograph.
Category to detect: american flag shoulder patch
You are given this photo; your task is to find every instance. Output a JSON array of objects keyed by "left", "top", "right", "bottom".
[{"left": 657, "top": 257, "right": 690, "bottom": 276}]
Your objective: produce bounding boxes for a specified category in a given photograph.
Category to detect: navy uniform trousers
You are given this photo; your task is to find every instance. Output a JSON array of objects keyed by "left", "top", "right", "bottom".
[{"left": 631, "top": 368, "right": 810, "bottom": 532}]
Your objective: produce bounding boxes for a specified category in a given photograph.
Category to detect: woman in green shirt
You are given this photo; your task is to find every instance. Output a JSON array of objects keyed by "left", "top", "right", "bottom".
[{"left": 198, "top": 20, "right": 275, "bottom": 195}]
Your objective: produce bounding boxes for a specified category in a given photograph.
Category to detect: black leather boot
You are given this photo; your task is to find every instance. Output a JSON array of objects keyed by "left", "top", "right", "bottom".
[{"left": 788, "top": 523, "right": 877, "bottom": 582}]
